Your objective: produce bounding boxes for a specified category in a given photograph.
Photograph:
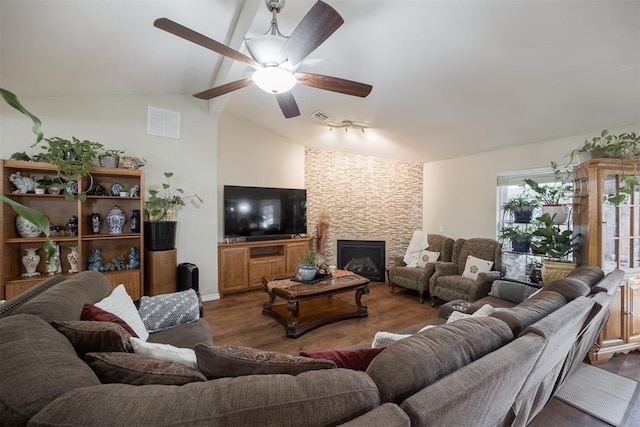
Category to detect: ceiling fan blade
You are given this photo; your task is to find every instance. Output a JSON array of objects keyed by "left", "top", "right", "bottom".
[
  {"left": 295, "top": 72, "right": 372, "bottom": 97},
  {"left": 282, "top": 1, "right": 344, "bottom": 66},
  {"left": 154, "top": 18, "right": 260, "bottom": 68},
  {"left": 275, "top": 92, "right": 301, "bottom": 118},
  {"left": 193, "top": 78, "right": 253, "bottom": 100}
]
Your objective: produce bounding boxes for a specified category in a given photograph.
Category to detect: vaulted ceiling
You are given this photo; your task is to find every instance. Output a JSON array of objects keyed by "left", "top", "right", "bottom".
[{"left": 2, "top": 0, "right": 638, "bottom": 163}]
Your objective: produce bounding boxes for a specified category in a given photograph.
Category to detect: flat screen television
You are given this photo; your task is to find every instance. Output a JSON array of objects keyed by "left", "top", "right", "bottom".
[{"left": 224, "top": 185, "right": 307, "bottom": 240}]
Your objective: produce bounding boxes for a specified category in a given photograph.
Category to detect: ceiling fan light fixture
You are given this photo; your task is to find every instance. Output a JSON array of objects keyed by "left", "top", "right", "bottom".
[
  {"left": 244, "top": 34, "right": 287, "bottom": 66},
  {"left": 252, "top": 67, "right": 296, "bottom": 94}
]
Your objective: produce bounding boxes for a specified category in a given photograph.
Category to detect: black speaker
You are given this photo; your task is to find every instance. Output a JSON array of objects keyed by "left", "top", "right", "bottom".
[{"left": 177, "top": 263, "right": 199, "bottom": 292}]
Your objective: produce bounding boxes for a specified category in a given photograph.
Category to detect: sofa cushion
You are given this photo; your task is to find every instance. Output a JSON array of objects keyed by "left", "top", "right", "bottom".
[
  {"left": 28, "top": 369, "right": 380, "bottom": 426},
  {"left": 565, "top": 265, "right": 605, "bottom": 287},
  {"left": 489, "top": 290, "right": 566, "bottom": 336},
  {"left": 366, "top": 317, "right": 513, "bottom": 404},
  {"left": 488, "top": 280, "right": 539, "bottom": 304},
  {"left": 147, "top": 318, "right": 214, "bottom": 349},
  {"left": 7, "top": 271, "right": 113, "bottom": 323},
  {"left": 85, "top": 352, "right": 207, "bottom": 385},
  {"left": 544, "top": 277, "right": 591, "bottom": 301},
  {"left": 0, "top": 314, "right": 100, "bottom": 425},
  {"left": 195, "top": 344, "right": 336, "bottom": 379},
  {"left": 80, "top": 303, "right": 138, "bottom": 337},
  {"left": 300, "top": 347, "right": 386, "bottom": 371},
  {"left": 52, "top": 320, "right": 133, "bottom": 358},
  {"left": 138, "top": 289, "right": 200, "bottom": 333}
]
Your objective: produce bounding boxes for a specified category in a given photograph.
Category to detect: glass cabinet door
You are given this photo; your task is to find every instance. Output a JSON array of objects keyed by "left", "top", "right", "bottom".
[{"left": 601, "top": 173, "right": 639, "bottom": 271}]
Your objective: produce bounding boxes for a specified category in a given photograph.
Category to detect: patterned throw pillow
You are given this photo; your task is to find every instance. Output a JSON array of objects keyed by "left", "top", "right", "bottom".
[
  {"left": 371, "top": 331, "right": 412, "bottom": 348},
  {"left": 85, "top": 352, "right": 207, "bottom": 385},
  {"left": 138, "top": 289, "right": 200, "bottom": 333},
  {"left": 461, "top": 255, "right": 494, "bottom": 280},
  {"left": 194, "top": 344, "right": 336, "bottom": 379},
  {"left": 52, "top": 320, "right": 133, "bottom": 358},
  {"left": 416, "top": 250, "right": 440, "bottom": 268},
  {"left": 81, "top": 304, "right": 138, "bottom": 337}
]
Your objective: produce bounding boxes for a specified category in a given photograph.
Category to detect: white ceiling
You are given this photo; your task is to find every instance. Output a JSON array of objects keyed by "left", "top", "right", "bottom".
[{"left": 2, "top": 0, "right": 639, "bottom": 163}]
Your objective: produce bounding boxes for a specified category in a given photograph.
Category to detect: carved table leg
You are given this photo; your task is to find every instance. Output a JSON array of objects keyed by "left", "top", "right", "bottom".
[
  {"left": 287, "top": 299, "right": 300, "bottom": 332},
  {"left": 355, "top": 286, "right": 369, "bottom": 313},
  {"left": 263, "top": 292, "right": 276, "bottom": 310}
]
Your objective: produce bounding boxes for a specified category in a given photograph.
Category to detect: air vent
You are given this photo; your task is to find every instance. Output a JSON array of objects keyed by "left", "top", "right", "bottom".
[{"left": 311, "top": 110, "right": 330, "bottom": 122}]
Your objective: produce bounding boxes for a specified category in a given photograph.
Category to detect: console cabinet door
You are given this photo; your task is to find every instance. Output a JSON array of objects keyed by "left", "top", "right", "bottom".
[
  {"left": 286, "top": 241, "right": 311, "bottom": 274},
  {"left": 627, "top": 280, "right": 640, "bottom": 345},
  {"left": 219, "top": 247, "right": 248, "bottom": 293}
]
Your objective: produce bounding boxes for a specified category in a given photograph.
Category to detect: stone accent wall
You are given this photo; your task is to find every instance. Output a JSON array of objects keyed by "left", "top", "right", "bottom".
[{"left": 305, "top": 148, "right": 423, "bottom": 269}]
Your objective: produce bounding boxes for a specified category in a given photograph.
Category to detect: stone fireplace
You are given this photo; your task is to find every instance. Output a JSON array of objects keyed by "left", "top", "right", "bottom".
[{"left": 337, "top": 240, "right": 386, "bottom": 282}]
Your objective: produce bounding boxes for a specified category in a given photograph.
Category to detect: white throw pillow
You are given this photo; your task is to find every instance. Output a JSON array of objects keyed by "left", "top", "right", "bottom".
[
  {"left": 417, "top": 250, "right": 440, "bottom": 268},
  {"left": 446, "top": 311, "right": 472, "bottom": 323},
  {"left": 461, "top": 255, "right": 494, "bottom": 280},
  {"left": 371, "top": 331, "right": 411, "bottom": 348},
  {"left": 446, "top": 304, "right": 495, "bottom": 323},
  {"left": 95, "top": 284, "right": 149, "bottom": 341},
  {"left": 417, "top": 324, "right": 437, "bottom": 333},
  {"left": 130, "top": 338, "right": 197, "bottom": 369}
]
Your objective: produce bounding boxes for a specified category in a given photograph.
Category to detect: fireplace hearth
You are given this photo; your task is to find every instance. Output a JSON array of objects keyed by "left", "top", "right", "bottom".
[{"left": 337, "top": 240, "right": 386, "bottom": 282}]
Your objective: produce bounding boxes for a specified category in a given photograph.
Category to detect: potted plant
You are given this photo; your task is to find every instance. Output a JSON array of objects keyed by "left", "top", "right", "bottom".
[
  {"left": 530, "top": 213, "right": 579, "bottom": 284},
  {"left": 498, "top": 224, "right": 535, "bottom": 253},
  {"left": 298, "top": 248, "right": 319, "bottom": 281},
  {"left": 98, "top": 149, "right": 124, "bottom": 168},
  {"left": 0, "top": 88, "right": 43, "bottom": 144},
  {"left": 501, "top": 193, "right": 539, "bottom": 223},
  {"left": 523, "top": 162, "right": 573, "bottom": 225},
  {"left": 144, "top": 171, "right": 202, "bottom": 251}
]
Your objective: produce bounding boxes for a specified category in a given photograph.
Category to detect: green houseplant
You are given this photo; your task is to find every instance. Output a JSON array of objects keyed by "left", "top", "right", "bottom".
[
  {"left": 0, "top": 194, "right": 55, "bottom": 260},
  {"left": 298, "top": 248, "right": 319, "bottom": 281},
  {"left": 523, "top": 162, "right": 573, "bottom": 225},
  {"left": 530, "top": 213, "right": 579, "bottom": 284},
  {"left": 501, "top": 193, "right": 539, "bottom": 223},
  {"left": 498, "top": 224, "right": 535, "bottom": 253},
  {"left": 144, "top": 171, "right": 202, "bottom": 251},
  {"left": 98, "top": 149, "right": 124, "bottom": 168}
]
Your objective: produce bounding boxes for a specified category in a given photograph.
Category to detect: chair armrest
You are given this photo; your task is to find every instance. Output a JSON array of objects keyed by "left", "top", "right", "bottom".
[
  {"left": 429, "top": 261, "right": 459, "bottom": 290},
  {"left": 468, "top": 271, "right": 502, "bottom": 301}
]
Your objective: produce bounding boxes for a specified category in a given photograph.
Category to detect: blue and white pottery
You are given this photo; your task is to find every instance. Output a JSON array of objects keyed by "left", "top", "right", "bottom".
[{"left": 105, "top": 205, "right": 126, "bottom": 234}]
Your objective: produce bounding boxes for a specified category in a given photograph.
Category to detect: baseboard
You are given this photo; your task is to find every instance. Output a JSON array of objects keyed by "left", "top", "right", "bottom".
[{"left": 201, "top": 293, "right": 221, "bottom": 302}]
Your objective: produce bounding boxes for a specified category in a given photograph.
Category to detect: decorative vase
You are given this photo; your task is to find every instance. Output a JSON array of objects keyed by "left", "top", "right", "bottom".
[
  {"left": 89, "top": 212, "right": 101, "bottom": 234},
  {"left": 66, "top": 215, "right": 78, "bottom": 236},
  {"left": 297, "top": 264, "right": 317, "bottom": 281},
  {"left": 65, "top": 180, "right": 78, "bottom": 195},
  {"left": 21, "top": 248, "right": 41, "bottom": 277},
  {"left": 99, "top": 155, "right": 120, "bottom": 168},
  {"left": 67, "top": 246, "right": 79, "bottom": 273},
  {"left": 16, "top": 215, "right": 43, "bottom": 238},
  {"left": 105, "top": 205, "right": 126, "bottom": 234},
  {"left": 541, "top": 259, "right": 577, "bottom": 285},
  {"left": 130, "top": 210, "right": 140, "bottom": 233}
]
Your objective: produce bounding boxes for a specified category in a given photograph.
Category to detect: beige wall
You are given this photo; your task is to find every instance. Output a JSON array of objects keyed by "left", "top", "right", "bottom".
[
  {"left": 423, "top": 124, "right": 640, "bottom": 240},
  {"left": 1, "top": 94, "right": 219, "bottom": 299},
  {"left": 217, "top": 111, "right": 305, "bottom": 240}
]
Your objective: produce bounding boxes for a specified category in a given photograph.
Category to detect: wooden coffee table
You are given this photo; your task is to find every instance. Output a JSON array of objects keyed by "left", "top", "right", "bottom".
[{"left": 262, "top": 271, "right": 369, "bottom": 338}]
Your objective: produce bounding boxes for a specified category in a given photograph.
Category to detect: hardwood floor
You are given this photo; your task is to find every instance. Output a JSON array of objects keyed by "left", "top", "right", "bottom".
[{"left": 202, "top": 283, "right": 639, "bottom": 425}]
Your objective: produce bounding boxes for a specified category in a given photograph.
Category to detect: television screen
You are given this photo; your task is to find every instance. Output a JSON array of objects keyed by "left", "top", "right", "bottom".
[{"left": 224, "top": 185, "right": 307, "bottom": 239}]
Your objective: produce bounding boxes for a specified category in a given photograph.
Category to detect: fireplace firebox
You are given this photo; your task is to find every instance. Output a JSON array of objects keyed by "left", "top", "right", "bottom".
[{"left": 337, "top": 240, "right": 386, "bottom": 282}]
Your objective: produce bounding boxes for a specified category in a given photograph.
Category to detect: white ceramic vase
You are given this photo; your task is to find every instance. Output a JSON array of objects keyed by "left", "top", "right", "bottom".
[
  {"left": 16, "top": 215, "right": 42, "bottom": 238},
  {"left": 21, "top": 248, "right": 41, "bottom": 277}
]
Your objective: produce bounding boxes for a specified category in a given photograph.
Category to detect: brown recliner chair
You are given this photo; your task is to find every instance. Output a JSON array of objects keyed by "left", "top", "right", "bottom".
[
  {"left": 429, "top": 238, "right": 503, "bottom": 306},
  {"left": 388, "top": 234, "right": 455, "bottom": 303}
]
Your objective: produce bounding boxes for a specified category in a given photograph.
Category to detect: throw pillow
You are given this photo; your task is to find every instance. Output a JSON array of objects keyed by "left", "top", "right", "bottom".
[
  {"left": 461, "top": 255, "right": 494, "bottom": 280},
  {"left": 130, "top": 337, "right": 198, "bottom": 369},
  {"left": 85, "top": 352, "right": 206, "bottom": 385},
  {"left": 52, "top": 320, "right": 133, "bottom": 358},
  {"left": 81, "top": 304, "right": 138, "bottom": 337},
  {"left": 194, "top": 344, "right": 336, "bottom": 379},
  {"left": 488, "top": 280, "right": 538, "bottom": 304},
  {"left": 446, "top": 304, "right": 495, "bottom": 323},
  {"left": 95, "top": 284, "right": 149, "bottom": 341},
  {"left": 416, "top": 250, "right": 440, "bottom": 268},
  {"left": 299, "top": 347, "right": 386, "bottom": 371},
  {"left": 371, "top": 331, "right": 412, "bottom": 348},
  {"left": 138, "top": 289, "right": 200, "bottom": 333}
]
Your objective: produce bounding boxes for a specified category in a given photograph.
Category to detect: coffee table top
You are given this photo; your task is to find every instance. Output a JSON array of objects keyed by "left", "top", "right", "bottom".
[{"left": 263, "top": 270, "right": 369, "bottom": 298}]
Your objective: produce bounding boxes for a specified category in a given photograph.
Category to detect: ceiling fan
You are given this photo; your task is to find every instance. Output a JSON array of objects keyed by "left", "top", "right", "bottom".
[{"left": 154, "top": 0, "right": 372, "bottom": 118}]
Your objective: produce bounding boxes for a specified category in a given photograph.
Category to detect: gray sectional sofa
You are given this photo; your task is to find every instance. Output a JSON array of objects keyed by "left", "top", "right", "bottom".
[{"left": 0, "top": 266, "right": 624, "bottom": 426}]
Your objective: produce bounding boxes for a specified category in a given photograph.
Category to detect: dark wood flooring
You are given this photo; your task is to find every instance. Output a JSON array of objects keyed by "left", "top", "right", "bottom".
[{"left": 202, "top": 282, "right": 639, "bottom": 426}]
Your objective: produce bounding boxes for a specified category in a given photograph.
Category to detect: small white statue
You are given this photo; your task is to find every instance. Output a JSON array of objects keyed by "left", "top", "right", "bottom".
[
  {"left": 46, "top": 245, "right": 62, "bottom": 276},
  {"left": 9, "top": 172, "right": 36, "bottom": 193},
  {"left": 129, "top": 184, "right": 140, "bottom": 197}
]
